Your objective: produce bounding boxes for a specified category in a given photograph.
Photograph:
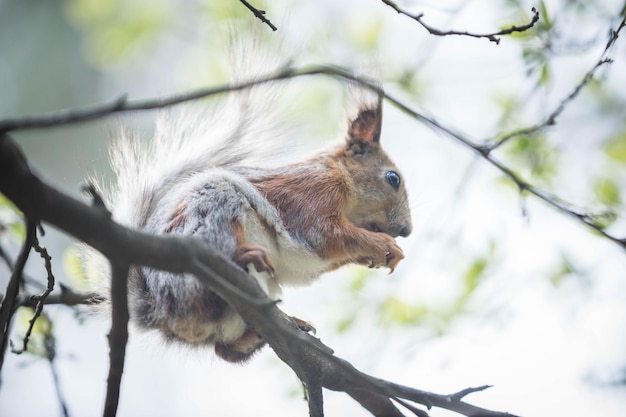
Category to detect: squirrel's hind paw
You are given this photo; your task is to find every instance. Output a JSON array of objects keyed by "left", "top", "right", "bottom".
[
  {"left": 234, "top": 244, "right": 276, "bottom": 278},
  {"left": 290, "top": 316, "right": 317, "bottom": 335},
  {"left": 214, "top": 329, "right": 266, "bottom": 363}
]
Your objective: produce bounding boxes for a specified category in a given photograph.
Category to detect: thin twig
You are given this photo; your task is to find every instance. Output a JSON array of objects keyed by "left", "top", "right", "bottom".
[
  {"left": 50, "top": 356, "right": 71, "bottom": 417},
  {"left": 0, "top": 218, "right": 36, "bottom": 370},
  {"left": 490, "top": 12, "right": 626, "bottom": 150},
  {"left": 17, "top": 289, "right": 103, "bottom": 308},
  {"left": 11, "top": 234, "right": 56, "bottom": 354},
  {"left": 239, "top": 0, "right": 278, "bottom": 31},
  {"left": 381, "top": 1, "right": 539, "bottom": 44}
]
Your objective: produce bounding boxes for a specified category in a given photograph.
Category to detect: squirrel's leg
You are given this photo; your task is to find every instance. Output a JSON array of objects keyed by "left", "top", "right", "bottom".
[
  {"left": 231, "top": 221, "right": 275, "bottom": 277},
  {"left": 319, "top": 218, "right": 405, "bottom": 273},
  {"left": 214, "top": 328, "right": 266, "bottom": 363},
  {"left": 210, "top": 221, "right": 273, "bottom": 362}
]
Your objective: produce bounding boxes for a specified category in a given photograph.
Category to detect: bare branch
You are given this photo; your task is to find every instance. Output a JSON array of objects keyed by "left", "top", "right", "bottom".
[
  {"left": 239, "top": 0, "right": 278, "bottom": 31},
  {"left": 49, "top": 352, "right": 71, "bottom": 417},
  {"left": 490, "top": 12, "right": 626, "bottom": 149},
  {"left": 17, "top": 289, "right": 102, "bottom": 308},
  {"left": 381, "top": 1, "right": 539, "bottom": 44},
  {"left": 0, "top": 218, "right": 36, "bottom": 370},
  {"left": 0, "top": 51, "right": 624, "bottom": 252},
  {"left": 103, "top": 263, "right": 129, "bottom": 417},
  {"left": 11, "top": 234, "right": 56, "bottom": 354},
  {"left": 0, "top": 133, "right": 517, "bottom": 417}
]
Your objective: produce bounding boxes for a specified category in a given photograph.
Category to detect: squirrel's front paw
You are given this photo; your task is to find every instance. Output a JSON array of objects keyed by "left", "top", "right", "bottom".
[
  {"left": 363, "top": 234, "right": 404, "bottom": 273},
  {"left": 385, "top": 240, "right": 404, "bottom": 274}
]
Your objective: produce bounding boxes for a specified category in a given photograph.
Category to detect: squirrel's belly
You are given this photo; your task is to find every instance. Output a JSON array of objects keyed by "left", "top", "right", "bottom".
[{"left": 242, "top": 216, "right": 333, "bottom": 296}]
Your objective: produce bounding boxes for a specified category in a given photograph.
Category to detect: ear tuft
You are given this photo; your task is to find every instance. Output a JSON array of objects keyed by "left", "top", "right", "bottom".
[
  {"left": 345, "top": 74, "right": 384, "bottom": 146},
  {"left": 348, "top": 106, "right": 382, "bottom": 144}
]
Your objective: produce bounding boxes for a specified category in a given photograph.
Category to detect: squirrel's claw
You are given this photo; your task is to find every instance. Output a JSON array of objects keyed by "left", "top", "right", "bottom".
[
  {"left": 384, "top": 240, "right": 404, "bottom": 274},
  {"left": 290, "top": 316, "right": 317, "bottom": 334},
  {"left": 234, "top": 245, "right": 276, "bottom": 278}
]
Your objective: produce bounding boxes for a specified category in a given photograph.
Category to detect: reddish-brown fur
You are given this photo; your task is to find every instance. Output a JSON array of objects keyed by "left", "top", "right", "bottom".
[{"left": 250, "top": 102, "right": 405, "bottom": 273}]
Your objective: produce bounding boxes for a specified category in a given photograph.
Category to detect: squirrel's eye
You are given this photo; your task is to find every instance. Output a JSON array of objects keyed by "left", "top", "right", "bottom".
[{"left": 386, "top": 171, "right": 401, "bottom": 191}]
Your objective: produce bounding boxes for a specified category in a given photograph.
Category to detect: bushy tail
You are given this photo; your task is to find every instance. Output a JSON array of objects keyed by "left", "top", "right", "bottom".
[
  {"left": 81, "top": 38, "right": 297, "bottom": 297},
  {"left": 108, "top": 41, "right": 296, "bottom": 230}
]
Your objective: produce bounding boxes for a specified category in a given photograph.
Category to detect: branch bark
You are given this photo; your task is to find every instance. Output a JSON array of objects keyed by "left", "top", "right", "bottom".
[{"left": 381, "top": 1, "right": 540, "bottom": 44}]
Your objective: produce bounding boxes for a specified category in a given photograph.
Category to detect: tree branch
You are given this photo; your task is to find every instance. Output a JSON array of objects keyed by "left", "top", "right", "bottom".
[
  {"left": 103, "top": 262, "right": 129, "bottom": 417},
  {"left": 0, "top": 51, "right": 624, "bottom": 250},
  {"left": 490, "top": 12, "right": 626, "bottom": 150},
  {"left": 0, "top": 134, "right": 517, "bottom": 416},
  {"left": 239, "top": 0, "right": 278, "bottom": 31},
  {"left": 0, "top": 217, "right": 36, "bottom": 371},
  {"left": 381, "top": 1, "right": 539, "bottom": 44},
  {"left": 11, "top": 235, "right": 56, "bottom": 355}
]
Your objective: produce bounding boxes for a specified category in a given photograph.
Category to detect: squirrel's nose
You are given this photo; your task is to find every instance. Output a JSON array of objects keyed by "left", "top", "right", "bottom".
[
  {"left": 398, "top": 225, "right": 412, "bottom": 238},
  {"left": 389, "top": 223, "right": 412, "bottom": 238}
]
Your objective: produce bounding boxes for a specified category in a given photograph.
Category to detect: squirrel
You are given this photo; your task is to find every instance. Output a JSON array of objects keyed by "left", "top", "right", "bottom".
[{"left": 84, "top": 48, "right": 412, "bottom": 363}]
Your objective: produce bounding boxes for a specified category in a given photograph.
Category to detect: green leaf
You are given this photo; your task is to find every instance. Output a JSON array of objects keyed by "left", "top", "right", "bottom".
[
  {"left": 504, "top": 135, "right": 557, "bottom": 182},
  {"left": 594, "top": 178, "right": 621, "bottom": 207},
  {"left": 539, "top": 0, "right": 553, "bottom": 31},
  {"left": 539, "top": 63, "right": 550, "bottom": 86},
  {"left": 65, "top": 0, "right": 174, "bottom": 66},
  {"left": 0, "top": 193, "right": 21, "bottom": 214},
  {"left": 15, "top": 307, "right": 53, "bottom": 359},
  {"left": 0, "top": 193, "right": 25, "bottom": 241},
  {"left": 379, "top": 297, "right": 427, "bottom": 326},
  {"left": 604, "top": 132, "right": 626, "bottom": 163},
  {"left": 549, "top": 254, "right": 575, "bottom": 287},
  {"left": 463, "top": 257, "right": 488, "bottom": 294},
  {"left": 590, "top": 211, "right": 617, "bottom": 230},
  {"left": 63, "top": 246, "right": 91, "bottom": 291},
  {"left": 336, "top": 313, "right": 357, "bottom": 334}
]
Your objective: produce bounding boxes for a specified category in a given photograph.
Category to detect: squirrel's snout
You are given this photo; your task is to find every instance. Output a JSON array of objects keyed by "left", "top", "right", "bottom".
[
  {"left": 369, "top": 220, "right": 412, "bottom": 238},
  {"left": 398, "top": 225, "right": 412, "bottom": 238},
  {"left": 384, "top": 221, "right": 412, "bottom": 238},
  {"left": 392, "top": 222, "right": 412, "bottom": 238}
]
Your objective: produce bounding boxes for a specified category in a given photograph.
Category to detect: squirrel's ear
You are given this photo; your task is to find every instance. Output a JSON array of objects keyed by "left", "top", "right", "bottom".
[{"left": 347, "top": 99, "right": 383, "bottom": 145}]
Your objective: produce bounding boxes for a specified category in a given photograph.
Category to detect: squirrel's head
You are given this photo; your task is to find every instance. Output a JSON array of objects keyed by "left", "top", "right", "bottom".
[{"left": 338, "top": 97, "right": 412, "bottom": 239}]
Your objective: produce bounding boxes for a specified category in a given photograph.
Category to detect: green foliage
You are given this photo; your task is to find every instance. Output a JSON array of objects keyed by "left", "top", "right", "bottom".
[
  {"left": 604, "top": 131, "right": 626, "bottom": 164},
  {"left": 336, "top": 312, "right": 358, "bottom": 334},
  {"left": 594, "top": 177, "right": 621, "bottom": 207},
  {"left": 64, "top": 0, "right": 174, "bottom": 66},
  {"left": 548, "top": 253, "right": 576, "bottom": 287},
  {"left": 15, "top": 307, "right": 54, "bottom": 359},
  {"left": 63, "top": 245, "right": 93, "bottom": 292},
  {"left": 588, "top": 210, "right": 618, "bottom": 230},
  {"left": 463, "top": 257, "right": 488, "bottom": 296},
  {"left": 379, "top": 297, "right": 428, "bottom": 327},
  {"left": 334, "top": 247, "right": 495, "bottom": 336},
  {"left": 538, "top": 0, "right": 553, "bottom": 33},
  {"left": 0, "top": 193, "right": 25, "bottom": 242},
  {"left": 346, "top": 13, "right": 383, "bottom": 51},
  {"left": 504, "top": 134, "right": 558, "bottom": 183},
  {"left": 393, "top": 70, "right": 426, "bottom": 100}
]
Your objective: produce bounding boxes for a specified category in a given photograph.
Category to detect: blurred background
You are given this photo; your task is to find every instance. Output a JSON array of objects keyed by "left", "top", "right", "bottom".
[{"left": 1, "top": 0, "right": 626, "bottom": 416}]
